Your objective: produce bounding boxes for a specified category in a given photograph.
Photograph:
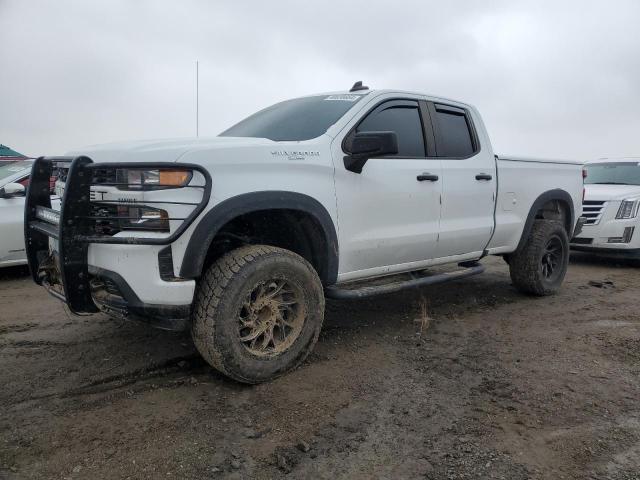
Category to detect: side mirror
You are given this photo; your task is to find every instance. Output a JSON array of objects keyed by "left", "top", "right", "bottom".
[
  {"left": 344, "top": 131, "right": 399, "bottom": 173},
  {"left": 0, "top": 182, "right": 26, "bottom": 199}
]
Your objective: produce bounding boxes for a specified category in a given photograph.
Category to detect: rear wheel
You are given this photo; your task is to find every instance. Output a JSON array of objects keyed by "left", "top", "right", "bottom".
[
  {"left": 509, "top": 220, "right": 569, "bottom": 296},
  {"left": 191, "top": 245, "right": 324, "bottom": 383}
]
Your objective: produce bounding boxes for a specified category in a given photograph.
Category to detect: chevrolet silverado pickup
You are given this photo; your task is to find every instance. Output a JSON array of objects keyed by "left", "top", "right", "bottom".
[{"left": 24, "top": 82, "right": 585, "bottom": 383}]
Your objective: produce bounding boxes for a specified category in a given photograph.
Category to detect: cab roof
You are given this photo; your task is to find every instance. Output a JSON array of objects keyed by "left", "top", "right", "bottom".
[{"left": 305, "top": 88, "right": 473, "bottom": 110}]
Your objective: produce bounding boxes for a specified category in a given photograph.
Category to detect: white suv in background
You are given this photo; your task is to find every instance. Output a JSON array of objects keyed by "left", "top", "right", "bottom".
[{"left": 572, "top": 158, "right": 640, "bottom": 258}]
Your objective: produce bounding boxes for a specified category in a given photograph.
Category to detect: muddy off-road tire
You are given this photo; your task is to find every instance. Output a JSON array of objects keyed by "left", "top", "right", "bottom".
[
  {"left": 509, "top": 220, "right": 569, "bottom": 296},
  {"left": 191, "top": 245, "right": 325, "bottom": 384}
]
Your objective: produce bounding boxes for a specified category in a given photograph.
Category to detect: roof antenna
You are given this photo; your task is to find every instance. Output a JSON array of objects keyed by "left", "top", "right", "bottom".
[{"left": 350, "top": 80, "right": 369, "bottom": 92}]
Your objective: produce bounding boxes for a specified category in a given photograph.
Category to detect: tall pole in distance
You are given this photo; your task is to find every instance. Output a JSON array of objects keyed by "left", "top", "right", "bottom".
[{"left": 196, "top": 60, "right": 199, "bottom": 137}]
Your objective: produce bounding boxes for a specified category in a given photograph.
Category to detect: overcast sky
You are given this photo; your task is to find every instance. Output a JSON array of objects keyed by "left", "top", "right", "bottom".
[{"left": 1, "top": 0, "right": 639, "bottom": 160}]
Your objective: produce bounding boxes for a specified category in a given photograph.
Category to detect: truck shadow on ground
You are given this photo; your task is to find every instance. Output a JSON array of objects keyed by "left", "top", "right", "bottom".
[
  {"left": 570, "top": 251, "right": 640, "bottom": 270},
  {"left": 0, "top": 264, "right": 30, "bottom": 281}
]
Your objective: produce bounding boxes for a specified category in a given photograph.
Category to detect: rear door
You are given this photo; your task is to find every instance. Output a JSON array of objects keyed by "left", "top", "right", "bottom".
[
  {"left": 427, "top": 102, "right": 496, "bottom": 258},
  {"left": 332, "top": 97, "right": 442, "bottom": 278}
]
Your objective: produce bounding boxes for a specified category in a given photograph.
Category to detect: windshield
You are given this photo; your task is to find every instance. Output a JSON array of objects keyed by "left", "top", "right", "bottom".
[
  {"left": 585, "top": 162, "right": 640, "bottom": 186},
  {"left": 0, "top": 160, "right": 32, "bottom": 184},
  {"left": 220, "top": 94, "right": 365, "bottom": 141}
]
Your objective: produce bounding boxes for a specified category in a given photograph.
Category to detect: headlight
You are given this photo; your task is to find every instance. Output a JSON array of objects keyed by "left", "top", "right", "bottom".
[
  {"left": 116, "top": 168, "right": 192, "bottom": 190},
  {"left": 117, "top": 205, "right": 170, "bottom": 232},
  {"left": 616, "top": 200, "right": 640, "bottom": 219},
  {"left": 92, "top": 204, "right": 170, "bottom": 234}
]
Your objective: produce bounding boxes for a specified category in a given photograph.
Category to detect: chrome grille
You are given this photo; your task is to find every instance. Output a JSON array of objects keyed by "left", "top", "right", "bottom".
[
  {"left": 55, "top": 167, "right": 115, "bottom": 190},
  {"left": 90, "top": 203, "right": 121, "bottom": 236},
  {"left": 582, "top": 200, "right": 607, "bottom": 225},
  {"left": 54, "top": 166, "right": 69, "bottom": 183},
  {"left": 54, "top": 166, "right": 69, "bottom": 197},
  {"left": 91, "top": 168, "right": 117, "bottom": 185}
]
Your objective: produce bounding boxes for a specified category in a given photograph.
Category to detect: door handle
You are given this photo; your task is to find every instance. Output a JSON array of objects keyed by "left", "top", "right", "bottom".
[
  {"left": 475, "top": 173, "right": 492, "bottom": 181},
  {"left": 417, "top": 173, "right": 439, "bottom": 182}
]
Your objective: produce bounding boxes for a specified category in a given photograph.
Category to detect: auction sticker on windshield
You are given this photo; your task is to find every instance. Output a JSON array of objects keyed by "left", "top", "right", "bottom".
[{"left": 324, "top": 94, "right": 361, "bottom": 102}]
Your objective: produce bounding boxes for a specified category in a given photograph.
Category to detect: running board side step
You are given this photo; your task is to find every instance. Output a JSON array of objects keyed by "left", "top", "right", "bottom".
[{"left": 324, "top": 263, "right": 485, "bottom": 300}]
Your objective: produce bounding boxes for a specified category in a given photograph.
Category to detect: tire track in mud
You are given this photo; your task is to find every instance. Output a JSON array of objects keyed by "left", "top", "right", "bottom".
[
  {"left": 6, "top": 354, "right": 210, "bottom": 406},
  {"left": 1, "top": 339, "right": 67, "bottom": 348},
  {"left": 71, "top": 355, "right": 208, "bottom": 394},
  {"left": 0, "top": 323, "right": 40, "bottom": 335}
]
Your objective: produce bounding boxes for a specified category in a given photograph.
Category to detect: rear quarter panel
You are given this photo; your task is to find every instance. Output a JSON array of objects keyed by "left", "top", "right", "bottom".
[{"left": 488, "top": 158, "right": 583, "bottom": 253}]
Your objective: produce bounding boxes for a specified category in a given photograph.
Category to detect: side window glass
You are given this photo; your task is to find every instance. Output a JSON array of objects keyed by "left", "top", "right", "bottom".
[
  {"left": 434, "top": 106, "right": 475, "bottom": 158},
  {"left": 356, "top": 103, "right": 426, "bottom": 157}
]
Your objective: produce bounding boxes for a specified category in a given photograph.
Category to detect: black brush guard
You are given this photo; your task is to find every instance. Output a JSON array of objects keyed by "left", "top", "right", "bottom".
[{"left": 25, "top": 156, "right": 211, "bottom": 314}]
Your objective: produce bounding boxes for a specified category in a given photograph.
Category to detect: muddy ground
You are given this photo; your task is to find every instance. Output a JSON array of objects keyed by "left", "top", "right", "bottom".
[{"left": 0, "top": 254, "right": 639, "bottom": 480}]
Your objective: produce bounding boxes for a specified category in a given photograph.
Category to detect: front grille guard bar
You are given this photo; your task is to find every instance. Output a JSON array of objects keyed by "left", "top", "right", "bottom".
[{"left": 25, "top": 156, "right": 212, "bottom": 313}]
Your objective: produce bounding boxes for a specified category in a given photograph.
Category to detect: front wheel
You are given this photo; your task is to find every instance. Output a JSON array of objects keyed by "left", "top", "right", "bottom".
[
  {"left": 191, "top": 245, "right": 325, "bottom": 384},
  {"left": 509, "top": 220, "right": 569, "bottom": 296}
]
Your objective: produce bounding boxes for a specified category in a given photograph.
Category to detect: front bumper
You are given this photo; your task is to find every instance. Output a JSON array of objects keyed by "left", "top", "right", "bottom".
[
  {"left": 24, "top": 156, "right": 211, "bottom": 329},
  {"left": 571, "top": 201, "right": 640, "bottom": 258},
  {"left": 571, "top": 225, "right": 640, "bottom": 259},
  {"left": 88, "top": 265, "right": 191, "bottom": 330}
]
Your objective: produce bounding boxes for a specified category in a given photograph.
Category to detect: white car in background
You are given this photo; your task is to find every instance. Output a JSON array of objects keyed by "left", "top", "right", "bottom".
[
  {"left": 0, "top": 160, "right": 34, "bottom": 267},
  {"left": 571, "top": 158, "right": 640, "bottom": 259}
]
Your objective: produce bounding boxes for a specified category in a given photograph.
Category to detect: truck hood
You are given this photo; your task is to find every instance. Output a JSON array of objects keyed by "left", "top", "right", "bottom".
[
  {"left": 584, "top": 184, "right": 640, "bottom": 201},
  {"left": 66, "top": 137, "right": 276, "bottom": 164}
]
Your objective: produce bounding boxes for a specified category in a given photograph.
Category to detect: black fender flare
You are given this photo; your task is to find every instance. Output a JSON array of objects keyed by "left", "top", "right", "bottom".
[
  {"left": 515, "top": 189, "right": 575, "bottom": 252},
  {"left": 179, "top": 191, "right": 339, "bottom": 285}
]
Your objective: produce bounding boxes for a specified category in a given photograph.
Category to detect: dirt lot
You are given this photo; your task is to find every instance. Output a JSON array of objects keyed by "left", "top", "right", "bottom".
[{"left": 1, "top": 254, "right": 639, "bottom": 480}]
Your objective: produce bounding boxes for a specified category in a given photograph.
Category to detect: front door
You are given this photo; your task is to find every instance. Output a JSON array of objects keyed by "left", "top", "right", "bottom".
[{"left": 332, "top": 98, "right": 442, "bottom": 280}]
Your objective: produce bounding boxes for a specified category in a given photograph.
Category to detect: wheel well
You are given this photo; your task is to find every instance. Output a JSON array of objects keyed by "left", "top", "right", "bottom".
[
  {"left": 201, "top": 209, "right": 332, "bottom": 284},
  {"left": 514, "top": 190, "right": 575, "bottom": 253},
  {"left": 534, "top": 199, "right": 571, "bottom": 233}
]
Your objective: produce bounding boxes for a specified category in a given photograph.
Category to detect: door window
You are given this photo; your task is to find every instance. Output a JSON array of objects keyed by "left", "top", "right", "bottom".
[
  {"left": 433, "top": 105, "right": 476, "bottom": 158},
  {"left": 355, "top": 101, "right": 426, "bottom": 158}
]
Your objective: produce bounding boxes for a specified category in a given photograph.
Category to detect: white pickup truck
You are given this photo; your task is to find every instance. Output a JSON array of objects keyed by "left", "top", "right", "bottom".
[{"left": 25, "top": 83, "right": 585, "bottom": 383}]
